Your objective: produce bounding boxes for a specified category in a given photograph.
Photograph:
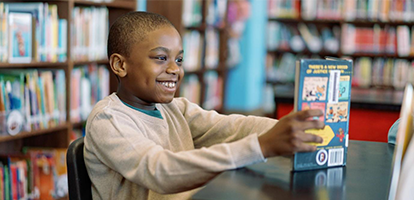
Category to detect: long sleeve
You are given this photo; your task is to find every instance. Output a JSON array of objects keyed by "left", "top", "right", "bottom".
[
  {"left": 84, "top": 94, "right": 278, "bottom": 199},
  {"left": 173, "top": 97, "right": 278, "bottom": 147}
]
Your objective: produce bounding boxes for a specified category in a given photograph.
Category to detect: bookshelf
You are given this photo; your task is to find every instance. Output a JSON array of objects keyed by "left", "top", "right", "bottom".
[
  {"left": 0, "top": 0, "right": 136, "bottom": 199},
  {"left": 266, "top": 0, "right": 412, "bottom": 142},
  {"left": 266, "top": 0, "right": 414, "bottom": 90},
  {"left": 0, "top": 0, "right": 136, "bottom": 148},
  {"left": 147, "top": 0, "right": 229, "bottom": 113}
]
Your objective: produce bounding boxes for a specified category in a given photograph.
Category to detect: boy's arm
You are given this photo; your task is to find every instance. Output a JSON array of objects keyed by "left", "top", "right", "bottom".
[
  {"left": 174, "top": 97, "right": 278, "bottom": 148},
  {"left": 84, "top": 109, "right": 266, "bottom": 194}
]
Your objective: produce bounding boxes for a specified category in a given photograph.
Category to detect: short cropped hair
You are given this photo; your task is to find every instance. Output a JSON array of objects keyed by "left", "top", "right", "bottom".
[{"left": 107, "top": 11, "right": 174, "bottom": 59}]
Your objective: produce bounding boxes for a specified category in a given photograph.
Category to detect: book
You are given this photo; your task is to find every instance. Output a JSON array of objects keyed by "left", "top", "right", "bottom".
[
  {"left": 0, "top": 3, "right": 8, "bottom": 63},
  {"left": 293, "top": 58, "right": 353, "bottom": 171},
  {"left": 388, "top": 83, "right": 414, "bottom": 200},
  {"left": 8, "top": 12, "right": 33, "bottom": 63},
  {"left": 0, "top": 72, "right": 26, "bottom": 136},
  {"left": 7, "top": 2, "right": 45, "bottom": 62}
]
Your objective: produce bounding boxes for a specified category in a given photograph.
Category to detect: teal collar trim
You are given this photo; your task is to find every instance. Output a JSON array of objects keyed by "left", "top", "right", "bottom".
[{"left": 120, "top": 100, "right": 163, "bottom": 119}]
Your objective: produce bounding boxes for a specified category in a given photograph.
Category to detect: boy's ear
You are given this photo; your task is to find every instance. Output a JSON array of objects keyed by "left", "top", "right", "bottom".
[{"left": 109, "top": 53, "right": 127, "bottom": 78}]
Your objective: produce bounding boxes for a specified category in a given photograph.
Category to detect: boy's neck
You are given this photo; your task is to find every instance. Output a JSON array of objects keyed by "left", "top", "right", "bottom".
[{"left": 116, "top": 90, "right": 156, "bottom": 111}]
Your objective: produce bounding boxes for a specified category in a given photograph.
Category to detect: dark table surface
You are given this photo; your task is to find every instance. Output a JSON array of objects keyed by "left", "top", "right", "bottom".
[{"left": 192, "top": 140, "right": 395, "bottom": 200}]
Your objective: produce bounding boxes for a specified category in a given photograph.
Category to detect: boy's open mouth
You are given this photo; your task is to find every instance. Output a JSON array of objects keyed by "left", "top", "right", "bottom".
[{"left": 157, "top": 81, "right": 176, "bottom": 89}]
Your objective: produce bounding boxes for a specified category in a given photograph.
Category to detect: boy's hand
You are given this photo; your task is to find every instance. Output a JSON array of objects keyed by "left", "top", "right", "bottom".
[{"left": 258, "top": 109, "right": 325, "bottom": 158}]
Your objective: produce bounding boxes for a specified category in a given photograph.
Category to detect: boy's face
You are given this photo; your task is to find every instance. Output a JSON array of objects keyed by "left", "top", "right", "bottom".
[{"left": 122, "top": 25, "right": 184, "bottom": 105}]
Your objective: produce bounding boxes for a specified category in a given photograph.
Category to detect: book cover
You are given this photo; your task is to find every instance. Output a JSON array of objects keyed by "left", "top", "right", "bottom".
[
  {"left": 8, "top": 12, "right": 33, "bottom": 63},
  {"left": 293, "top": 58, "right": 353, "bottom": 171},
  {"left": 0, "top": 3, "right": 8, "bottom": 63},
  {"left": 0, "top": 72, "right": 26, "bottom": 136},
  {"left": 7, "top": 2, "right": 45, "bottom": 62}
]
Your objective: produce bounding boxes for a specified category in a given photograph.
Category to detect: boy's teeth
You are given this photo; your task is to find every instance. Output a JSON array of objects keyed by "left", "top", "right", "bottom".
[{"left": 160, "top": 81, "right": 176, "bottom": 88}]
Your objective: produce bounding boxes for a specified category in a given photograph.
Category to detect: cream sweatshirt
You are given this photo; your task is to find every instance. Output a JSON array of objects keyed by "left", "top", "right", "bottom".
[{"left": 84, "top": 93, "right": 277, "bottom": 200}]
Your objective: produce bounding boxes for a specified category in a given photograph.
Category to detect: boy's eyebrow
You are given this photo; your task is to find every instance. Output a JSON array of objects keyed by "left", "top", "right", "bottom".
[
  {"left": 150, "top": 47, "right": 169, "bottom": 53},
  {"left": 150, "top": 47, "right": 184, "bottom": 55}
]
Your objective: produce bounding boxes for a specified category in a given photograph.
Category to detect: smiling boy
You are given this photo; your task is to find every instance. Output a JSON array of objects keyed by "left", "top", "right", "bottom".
[{"left": 84, "top": 11, "right": 324, "bottom": 200}]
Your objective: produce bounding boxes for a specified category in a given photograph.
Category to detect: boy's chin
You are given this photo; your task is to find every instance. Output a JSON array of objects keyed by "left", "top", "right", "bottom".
[{"left": 157, "top": 97, "right": 174, "bottom": 104}]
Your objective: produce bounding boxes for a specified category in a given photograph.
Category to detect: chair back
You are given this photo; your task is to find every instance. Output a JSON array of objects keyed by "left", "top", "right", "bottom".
[{"left": 67, "top": 137, "right": 92, "bottom": 200}]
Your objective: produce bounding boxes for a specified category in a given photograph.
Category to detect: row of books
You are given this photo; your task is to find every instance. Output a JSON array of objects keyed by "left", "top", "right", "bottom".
[
  {"left": 353, "top": 57, "right": 414, "bottom": 89},
  {"left": 266, "top": 53, "right": 414, "bottom": 90},
  {"left": 182, "top": 0, "right": 203, "bottom": 27},
  {"left": 182, "top": 29, "right": 220, "bottom": 71},
  {"left": 182, "top": 0, "right": 228, "bottom": 27},
  {"left": 71, "top": 6, "right": 109, "bottom": 62},
  {"left": 179, "top": 71, "right": 223, "bottom": 110},
  {"left": 0, "top": 2, "right": 67, "bottom": 63},
  {"left": 267, "top": 21, "right": 341, "bottom": 54},
  {"left": 0, "top": 69, "right": 66, "bottom": 136},
  {"left": 180, "top": 74, "right": 201, "bottom": 105},
  {"left": 70, "top": 64, "right": 109, "bottom": 123},
  {"left": 267, "top": 21, "right": 414, "bottom": 57},
  {"left": 341, "top": 24, "right": 414, "bottom": 56},
  {"left": 203, "top": 71, "right": 223, "bottom": 110},
  {"left": 0, "top": 147, "right": 68, "bottom": 200},
  {"left": 269, "top": 0, "right": 414, "bottom": 22},
  {"left": 205, "top": 0, "right": 228, "bottom": 27}
]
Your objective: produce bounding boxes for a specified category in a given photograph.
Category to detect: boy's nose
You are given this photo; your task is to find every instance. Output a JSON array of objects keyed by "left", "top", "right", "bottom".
[{"left": 166, "top": 63, "right": 180, "bottom": 74}]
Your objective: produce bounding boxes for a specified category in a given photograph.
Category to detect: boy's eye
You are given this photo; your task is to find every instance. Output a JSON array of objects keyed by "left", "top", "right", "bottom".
[
  {"left": 153, "top": 56, "right": 167, "bottom": 61},
  {"left": 175, "top": 57, "right": 183, "bottom": 63}
]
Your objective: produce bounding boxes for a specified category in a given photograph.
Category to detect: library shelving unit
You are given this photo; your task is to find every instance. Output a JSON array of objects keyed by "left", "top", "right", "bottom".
[
  {"left": 147, "top": 0, "right": 229, "bottom": 113},
  {"left": 0, "top": 0, "right": 136, "bottom": 153},
  {"left": 266, "top": 0, "right": 414, "bottom": 142}
]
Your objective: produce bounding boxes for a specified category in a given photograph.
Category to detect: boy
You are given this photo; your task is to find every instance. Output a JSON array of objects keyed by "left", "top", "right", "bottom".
[{"left": 84, "top": 11, "right": 324, "bottom": 200}]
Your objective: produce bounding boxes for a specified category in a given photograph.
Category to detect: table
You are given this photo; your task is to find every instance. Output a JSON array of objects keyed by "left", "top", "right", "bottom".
[{"left": 192, "top": 140, "right": 395, "bottom": 200}]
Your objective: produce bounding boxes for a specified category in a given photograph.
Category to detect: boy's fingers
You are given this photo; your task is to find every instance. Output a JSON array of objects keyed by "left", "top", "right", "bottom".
[
  {"left": 299, "top": 132, "right": 323, "bottom": 144},
  {"left": 295, "top": 109, "right": 324, "bottom": 120},
  {"left": 298, "top": 120, "right": 325, "bottom": 130}
]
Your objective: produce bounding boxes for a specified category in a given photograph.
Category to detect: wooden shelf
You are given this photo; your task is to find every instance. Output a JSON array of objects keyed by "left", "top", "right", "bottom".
[
  {"left": 73, "top": 59, "right": 109, "bottom": 66},
  {"left": 269, "top": 17, "right": 414, "bottom": 26},
  {"left": 73, "top": 0, "right": 136, "bottom": 9},
  {"left": 72, "top": 121, "right": 86, "bottom": 129},
  {"left": 268, "top": 49, "right": 339, "bottom": 57},
  {"left": 184, "top": 23, "right": 227, "bottom": 31},
  {"left": 268, "top": 49, "right": 414, "bottom": 59},
  {"left": 269, "top": 17, "right": 341, "bottom": 25},
  {"left": 344, "top": 52, "right": 414, "bottom": 59},
  {"left": 0, "top": 62, "right": 68, "bottom": 68},
  {"left": 0, "top": 123, "right": 70, "bottom": 143}
]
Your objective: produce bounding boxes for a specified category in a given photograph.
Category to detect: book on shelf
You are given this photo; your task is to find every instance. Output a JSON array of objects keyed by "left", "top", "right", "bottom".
[
  {"left": 388, "top": 83, "right": 414, "bottom": 200},
  {"left": 293, "top": 57, "right": 353, "bottom": 171},
  {"left": 180, "top": 74, "right": 201, "bottom": 105},
  {"left": 205, "top": 0, "right": 228, "bottom": 27},
  {"left": 0, "top": 69, "right": 66, "bottom": 136},
  {"left": 23, "top": 147, "right": 69, "bottom": 200},
  {"left": 70, "top": 64, "right": 109, "bottom": 123},
  {"left": 71, "top": 6, "right": 108, "bottom": 62},
  {"left": 182, "top": 30, "right": 203, "bottom": 72},
  {"left": 0, "top": 72, "right": 25, "bottom": 136},
  {"left": 182, "top": 0, "right": 202, "bottom": 27},
  {"left": 7, "top": 2, "right": 44, "bottom": 62},
  {"left": 6, "top": 2, "right": 67, "bottom": 63},
  {"left": 0, "top": 3, "right": 8, "bottom": 63},
  {"left": 8, "top": 12, "right": 33, "bottom": 63},
  {"left": 204, "top": 27, "right": 219, "bottom": 69},
  {"left": 203, "top": 71, "right": 223, "bottom": 110},
  {"left": 268, "top": 0, "right": 300, "bottom": 19}
]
